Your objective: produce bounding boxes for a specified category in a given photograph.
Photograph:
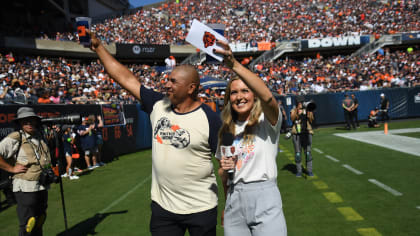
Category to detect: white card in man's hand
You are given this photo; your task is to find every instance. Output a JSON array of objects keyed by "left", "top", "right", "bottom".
[{"left": 186, "top": 19, "right": 228, "bottom": 62}]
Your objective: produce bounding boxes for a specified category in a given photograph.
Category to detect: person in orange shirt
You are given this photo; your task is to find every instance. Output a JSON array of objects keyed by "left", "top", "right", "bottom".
[{"left": 37, "top": 89, "right": 52, "bottom": 104}]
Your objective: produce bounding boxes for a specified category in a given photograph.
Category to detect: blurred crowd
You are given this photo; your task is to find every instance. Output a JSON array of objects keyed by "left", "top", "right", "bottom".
[
  {"left": 40, "top": 0, "right": 419, "bottom": 45},
  {"left": 0, "top": 53, "right": 142, "bottom": 105},
  {"left": 1, "top": 47, "right": 418, "bottom": 105}
]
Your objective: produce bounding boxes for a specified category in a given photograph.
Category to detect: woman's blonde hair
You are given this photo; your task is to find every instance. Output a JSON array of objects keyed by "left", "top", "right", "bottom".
[{"left": 218, "top": 77, "right": 262, "bottom": 145}]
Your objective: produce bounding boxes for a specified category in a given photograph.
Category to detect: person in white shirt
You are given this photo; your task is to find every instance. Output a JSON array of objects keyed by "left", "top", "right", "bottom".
[{"left": 215, "top": 40, "right": 287, "bottom": 236}]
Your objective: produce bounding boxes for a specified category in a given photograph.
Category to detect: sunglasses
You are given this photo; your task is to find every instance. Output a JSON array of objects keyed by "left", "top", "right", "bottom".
[{"left": 20, "top": 118, "right": 39, "bottom": 125}]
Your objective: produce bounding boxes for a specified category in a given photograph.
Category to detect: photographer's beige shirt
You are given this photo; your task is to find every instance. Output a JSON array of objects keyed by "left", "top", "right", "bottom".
[{"left": 0, "top": 132, "right": 48, "bottom": 192}]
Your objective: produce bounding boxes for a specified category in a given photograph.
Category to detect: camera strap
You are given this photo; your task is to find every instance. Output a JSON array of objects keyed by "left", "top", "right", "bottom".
[
  {"left": 14, "top": 131, "right": 23, "bottom": 162},
  {"left": 22, "top": 131, "right": 49, "bottom": 170}
]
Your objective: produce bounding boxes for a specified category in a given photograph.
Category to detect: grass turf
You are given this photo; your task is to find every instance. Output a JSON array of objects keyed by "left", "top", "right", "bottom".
[{"left": 1, "top": 119, "right": 419, "bottom": 235}]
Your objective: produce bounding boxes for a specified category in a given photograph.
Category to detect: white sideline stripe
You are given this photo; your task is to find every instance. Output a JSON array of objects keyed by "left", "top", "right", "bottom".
[
  {"left": 100, "top": 175, "right": 151, "bottom": 213},
  {"left": 368, "top": 179, "right": 403, "bottom": 196},
  {"left": 417, "top": 206, "right": 420, "bottom": 210},
  {"left": 334, "top": 128, "right": 420, "bottom": 157},
  {"left": 325, "top": 155, "right": 340, "bottom": 162},
  {"left": 313, "top": 148, "right": 324, "bottom": 154},
  {"left": 342, "top": 164, "right": 363, "bottom": 175}
]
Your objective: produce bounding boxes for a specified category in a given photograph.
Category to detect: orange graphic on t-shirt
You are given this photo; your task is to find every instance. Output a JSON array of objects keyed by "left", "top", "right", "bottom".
[
  {"left": 156, "top": 135, "right": 163, "bottom": 144},
  {"left": 236, "top": 159, "right": 243, "bottom": 171},
  {"left": 171, "top": 125, "right": 180, "bottom": 131}
]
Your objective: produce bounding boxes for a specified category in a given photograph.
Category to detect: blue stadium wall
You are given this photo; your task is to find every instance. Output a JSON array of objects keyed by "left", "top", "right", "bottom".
[{"left": 279, "top": 87, "right": 420, "bottom": 126}]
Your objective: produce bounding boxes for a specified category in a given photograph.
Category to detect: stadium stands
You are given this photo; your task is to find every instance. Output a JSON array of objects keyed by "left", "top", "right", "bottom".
[
  {"left": 34, "top": 0, "right": 420, "bottom": 45},
  {"left": 0, "top": 47, "right": 419, "bottom": 105},
  {"left": 0, "top": 0, "right": 419, "bottom": 105}
]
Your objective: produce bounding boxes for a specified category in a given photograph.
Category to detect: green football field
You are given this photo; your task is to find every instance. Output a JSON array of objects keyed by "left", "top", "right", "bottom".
[{"left": 1, "top": 119, "right": 419, "bottom": 236}]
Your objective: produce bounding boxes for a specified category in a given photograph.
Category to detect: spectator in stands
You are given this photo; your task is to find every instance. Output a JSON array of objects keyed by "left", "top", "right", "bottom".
[
  {"left": 89, "top": 30, "right": 222, "bottom": 236},
  {"left": 72, "top": 89, "right": 89, "bottom": 104},
  {"left": 215, "top": 40, "right": 286, "bottom": 236},
  {"left": 164, "top": 56, "right": 176, "bottom": 69},
  {"left": 37, "top": 89, "right": 52, "bottom": 104},
  {"left": 9, "top": 79, "right": 27, "bottom": 104},
  {"left": 49, "top": 90, "right": 61, "bottom": 104},
  {"left": 26, "top": 88, "right": 39, "bottom": 104},
  {"left": 0, "top": 83, "right": 9, "bottom": 104},
  {"left": 61, "top": 90, "right": 74, "bottom": 104}
]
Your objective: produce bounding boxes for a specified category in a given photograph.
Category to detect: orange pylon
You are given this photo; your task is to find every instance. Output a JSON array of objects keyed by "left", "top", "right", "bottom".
[{"left": 384, "top": 122, "right": 388, "bottom": 134}]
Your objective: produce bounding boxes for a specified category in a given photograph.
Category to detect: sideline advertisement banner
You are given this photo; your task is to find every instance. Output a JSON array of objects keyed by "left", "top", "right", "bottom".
[
  {"left": 116, "top": 43, "right": 170, "bottom": 59},
  {"left": 301, "top": 35, "right": 370, "bottom": 49},
  {"left": 100, "top": 104, "right": 126, "bottom": 127},
  {"left": 401, "top": 33, "right": 420, "bottom": 42},
  {"left": 257, "top": 42, "right": 271, "bottom": 51},
  {"left": 229, "top": 42, "right": 258, "bottom": 52},
  {"left": 415, "top": 93, "right": 420, "bottom": 104}
]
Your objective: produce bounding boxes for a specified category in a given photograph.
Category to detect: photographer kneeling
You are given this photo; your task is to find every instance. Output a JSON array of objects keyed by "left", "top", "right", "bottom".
[
  {"left": 290, "top": 96, "right": 315, "bottom": 177},
  {"left": 0, "top": 107, "right": 55, "bottom": 236}
]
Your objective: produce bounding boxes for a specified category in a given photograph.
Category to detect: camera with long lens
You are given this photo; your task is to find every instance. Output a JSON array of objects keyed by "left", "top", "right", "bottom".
[
  {"left": 302, "top": 100, "right": 317, "bottom": 112},
  {"left": 39, "top": 167, "right": 59, "bottom": 186},
  {"left": 41, "top": 114, "right": 81, "bottom": 125},
  {"left": 284, "top": 99, "right": 316, "bottom": 139},
  {"left": 39, "top": 114, "right": 81, "bottom": 185}
]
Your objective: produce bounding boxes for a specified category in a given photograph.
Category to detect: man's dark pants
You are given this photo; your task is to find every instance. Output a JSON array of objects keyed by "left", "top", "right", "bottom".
[
  {"left": 344, "top": 110, "right": 355, "bottom": 129},
  {"left": 14, "top": 190, "right": 48, "bottom": 236},
  {"left": 150, "top": 201, "right": 217, "bottom": 236},
  {"left": 352, "top": 110, "right": 359, "bottom": 127}
]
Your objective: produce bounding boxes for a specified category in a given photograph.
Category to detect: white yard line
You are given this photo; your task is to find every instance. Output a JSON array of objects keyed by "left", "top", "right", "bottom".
[
  {"left": 342, "top": 164, "right": 363, "bottom": 175},
  {"left": 100, "top": 175, "right": 151, "bottom": 213},
  {"left": 325, "top": 155, "right": 340, "bottom": 162},
  {"left": 416, "top": 206, "right": 420, "bottom": 210},
  {"left": 313, "top": 148, "right": 324, "bottom": 154},
  {"left": 386, "top": 128, "right": 420, "bottom": 134},
  {"left": 368, "top": 179, "right": 403, "bottom": 196}
]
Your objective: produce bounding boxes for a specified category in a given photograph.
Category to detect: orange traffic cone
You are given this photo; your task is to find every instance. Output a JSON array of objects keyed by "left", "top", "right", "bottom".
[{"left": 384, "top": 122, "right": 388, "bottom": 134}]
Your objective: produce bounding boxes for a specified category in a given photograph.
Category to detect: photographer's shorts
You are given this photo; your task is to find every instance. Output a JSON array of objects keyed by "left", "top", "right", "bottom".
[
  {"left": 84, "top": 147, "right": 98, "bottom": 156},
  {"left": 224, "top": 179, "right": 287, "bottom": 236}
]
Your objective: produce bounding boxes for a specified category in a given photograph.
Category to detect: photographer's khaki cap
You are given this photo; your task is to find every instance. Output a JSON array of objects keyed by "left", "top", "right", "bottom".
[{"left": 14, "top": 107, "right": 41, "bottom": 123}]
